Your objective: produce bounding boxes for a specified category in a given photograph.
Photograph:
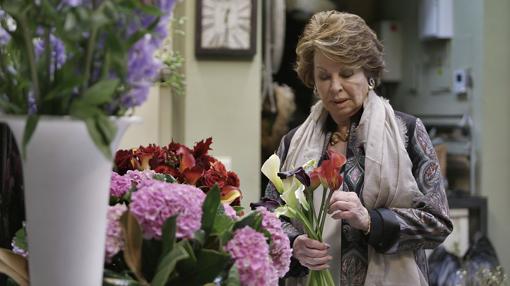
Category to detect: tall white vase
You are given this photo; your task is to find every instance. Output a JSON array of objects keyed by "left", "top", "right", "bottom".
[{"left": 1, "top": 116, "right": 139, "bottom": 286}]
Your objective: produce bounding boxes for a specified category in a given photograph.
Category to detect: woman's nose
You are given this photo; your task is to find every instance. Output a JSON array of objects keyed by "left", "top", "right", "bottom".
[{"left": 330, "top": 76, "right": 343, "bottom": 93}]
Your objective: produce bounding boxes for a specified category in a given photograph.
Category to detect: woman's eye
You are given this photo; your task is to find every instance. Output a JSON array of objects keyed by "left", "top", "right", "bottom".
[
  {"left": 319, "top": 74, "right": 330, "bottom": 80},
  {"left": 340, "top": 70, "right": 354, "bottom": 78}
]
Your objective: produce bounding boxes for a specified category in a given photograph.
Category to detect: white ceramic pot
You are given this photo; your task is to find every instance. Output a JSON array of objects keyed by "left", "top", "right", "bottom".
[{"left": 1, "top": 115, "right": 139, "bottom": 286}]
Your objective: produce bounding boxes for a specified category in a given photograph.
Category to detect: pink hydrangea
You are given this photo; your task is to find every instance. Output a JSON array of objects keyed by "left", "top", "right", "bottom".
[
  {"left": 257, "top": 207, "right": 292, "bottom": 278},
  {"left": 105, "top": 204, "right": 128, "bottom": 262},
  {"left": 130, "top": 182, "right": 205, "bottom": 239},
  {"left": 110, "top": 172, "right": 132, "bottom": 198},
  {"left": 225, "top": 226, "right": 278, "bottom": 286},
  {"left": 222, "top": 203, "right": 238, "bottom": 220},
  {"left": 126, "top": 169, "right": 156, "bottom": 188}
]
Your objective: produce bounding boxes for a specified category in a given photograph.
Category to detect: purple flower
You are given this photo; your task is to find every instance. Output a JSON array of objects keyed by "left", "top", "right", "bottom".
[
  {"left": 223, "top": 203, "right": 238, "bottom": 220},
  {"left": 27, "top": 90, "right": 37, "bottom": 114},
  {"left": 33, "top": 34, "right": 67, "bottom": 74},
  {"left": 125, "top": 169, "right": 156, "bottom": 188},
  {"left": 257, "top": 207, "right": 292, "bottom": 278},
  {"left": 121, "top": 0, "right": 176, "bottom": 109},
  {"left": 225, "top": 227, "right": 278, "bottom": 286},
  {"left": 0, "top": 26, "right": 10, "bottom": 46},
  {"left": 105, "top": 204, "right": 127, "bottom": 262},
  {"left": 110, "top": 172, "right": 133, "bottom": 198},
  {"left": 62, "top": 0, "right": 82, "bottom": 6},
  {"left": 11, "top": 240, "right": 28, "bottom": 258},
  {"left": 130, "top": 182, "right": 205, "bottom": 239}
]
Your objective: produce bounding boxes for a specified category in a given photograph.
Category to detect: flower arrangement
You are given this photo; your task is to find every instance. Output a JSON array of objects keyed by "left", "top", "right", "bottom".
[
  {"left": 0, "top": 0, "right": 177, "bottom": 156},
  {"left": 113, "top": 137, "right": 242, "bottom": 205},
  {"left": 4, "top": 138, "right": 292, "bottom": 286},
  {"left": 261, "top": 148, "right": 346, "bottom": 286}
]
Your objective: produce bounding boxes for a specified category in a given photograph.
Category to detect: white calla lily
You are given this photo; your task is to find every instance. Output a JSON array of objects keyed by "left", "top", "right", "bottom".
[
  {"left": 261, "top": 154, "right": 284, "bottom": 193},
  {"left": 295, "top": 185, "right": 309, "bottom": 211}
]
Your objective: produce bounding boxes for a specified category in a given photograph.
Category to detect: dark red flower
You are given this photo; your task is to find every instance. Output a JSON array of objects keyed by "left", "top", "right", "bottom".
[
  {"left": 183, "top": 166, "right": 204, "bottom": 185},
  {"left": 176, "top": 146, "right": 196, "bottom": 172},
  {"left": 226, "top": 171, "right": 240, "bottom": 188},
  {"left": 193, "top": 137, "right": 213, "bottom": 157},
  {"left": 202, "top": 161, "right": 228, "bottom": 189},
  {"left": 114, "top": 149, "right": 135, "bottom": 175}
]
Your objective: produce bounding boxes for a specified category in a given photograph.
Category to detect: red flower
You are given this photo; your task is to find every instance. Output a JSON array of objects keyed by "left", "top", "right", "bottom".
[
  {"left": 183, "top": 166, "right": 204, "bottom": 185},
  {"left": 202, "top": 161, "right": 228, "bottom": 189},
  {"left": 226, "top": 171, "right": 240, "bottom": 188},
  {"left": 193, "top": 137, "right": 213, "bottom": 157},
  {"left": 312, "top": 148, "right": 346, "bottom": 191},
  {"left": 176, "top": 146, "right": 196, "bottom": 172},
  {"left": 114, "top": 149, "right": 135, "bottom": 175}
]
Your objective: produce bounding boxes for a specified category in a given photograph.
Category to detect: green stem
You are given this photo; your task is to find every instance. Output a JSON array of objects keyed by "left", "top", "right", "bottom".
[
  {"left": 83, "top": 25, "right": 98, "bottom": 88},
  {"left": 316, "top": 187, "right": 328, "bottom": 235},
  {"left": 19, "top": 14, "right": 40, "bottom": 105},
  {"left": 319, "top": 189, "right": 335, "bottom": 235}
]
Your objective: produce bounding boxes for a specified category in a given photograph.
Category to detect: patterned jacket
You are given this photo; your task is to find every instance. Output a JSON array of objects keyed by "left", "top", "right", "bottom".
[{"left": 261, "top": 110, "right": 453, "bottom": 285}]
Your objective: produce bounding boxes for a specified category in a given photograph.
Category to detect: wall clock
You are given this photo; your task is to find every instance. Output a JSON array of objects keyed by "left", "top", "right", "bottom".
[{"left": 195, "top": 0, "right": 257, "bottom": 59}]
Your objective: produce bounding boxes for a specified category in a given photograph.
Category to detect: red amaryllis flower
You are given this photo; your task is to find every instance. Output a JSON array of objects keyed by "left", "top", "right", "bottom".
[
  {"left": 114, "top": 149, "right": 135, "bottom": 175},
  {"left": 193, "top": 137, "right": 213, "bottom": 157},
  {"left": 176, "top": 146, "right": 196, "bottom": 172},
  {"left": 226, "top": 171, "right": 240, "bottom": 188},
  {"left": 312, "top": 148, "right": 346, "bottom": 191},
  {"left": 202, "top": 161, "right": 228, "bottom": 189},
  {"left": 183, "top": 166, "right": 204, "bottom": 185}
]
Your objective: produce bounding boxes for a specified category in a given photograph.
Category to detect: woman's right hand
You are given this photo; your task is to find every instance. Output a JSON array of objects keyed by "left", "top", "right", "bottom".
[{"left": 293, "top": 235, "right": 332, "bottom": 270}]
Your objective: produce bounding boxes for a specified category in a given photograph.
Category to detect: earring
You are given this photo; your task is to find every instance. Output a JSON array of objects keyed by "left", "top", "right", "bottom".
[
  {"left": 313, "top": 86, "right": 318, "bottom": 96},
  {"left": 368, "top": 78, "right": 375, "bottom": 90}
]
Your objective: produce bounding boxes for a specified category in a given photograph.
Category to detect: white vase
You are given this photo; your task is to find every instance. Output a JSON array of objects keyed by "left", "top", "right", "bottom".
[{"left": 0, "top": 115, "right": 140, "bottom": 286}]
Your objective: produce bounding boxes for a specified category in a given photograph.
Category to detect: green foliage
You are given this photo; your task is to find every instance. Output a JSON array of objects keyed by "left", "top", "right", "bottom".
[{"left": 0, "top": 0, "right": 165, "bottom": 158}]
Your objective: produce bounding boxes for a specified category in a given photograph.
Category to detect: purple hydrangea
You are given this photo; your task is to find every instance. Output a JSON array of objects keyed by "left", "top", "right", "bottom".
[
  {"left": 130, "top": 182, "right": 205, "bottom": 239},
  {"left": 125, "top": 169, "right": 156, "bottom": 189},
  {"left": 110, "top": 171, "right": 133, "bottom": 198},
  {"left": 225, "top": 227, "right": 278, "bottom": 286},
  {"left": 222, "top": 203, "right": 238, "bottom": 220},
  {"left": 105, "top": 204, "right": 127, "bottom": 262},
  {"left": 257, "top": 207, "right": 292, "bottom": 278}
]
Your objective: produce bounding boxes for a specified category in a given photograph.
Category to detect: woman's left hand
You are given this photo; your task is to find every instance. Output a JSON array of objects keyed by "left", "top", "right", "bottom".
[{"left": 328, "top": 191, "right": 370, "bottom": 233}]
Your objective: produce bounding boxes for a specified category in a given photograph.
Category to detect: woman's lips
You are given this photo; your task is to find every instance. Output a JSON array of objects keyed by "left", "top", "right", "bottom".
[{"left": 332, "top": 98, "right": 349, "bottom": 106}]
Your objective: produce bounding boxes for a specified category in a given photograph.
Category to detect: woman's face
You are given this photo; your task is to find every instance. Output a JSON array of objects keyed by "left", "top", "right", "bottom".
[{"left": 313, "top": 51, "right": 369, "bottom": 124}]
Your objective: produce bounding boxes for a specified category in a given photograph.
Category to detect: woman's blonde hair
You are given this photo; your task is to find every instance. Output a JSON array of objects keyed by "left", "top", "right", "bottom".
[{"left": 295, "top": 11, "right": 385, "bottom": 88}]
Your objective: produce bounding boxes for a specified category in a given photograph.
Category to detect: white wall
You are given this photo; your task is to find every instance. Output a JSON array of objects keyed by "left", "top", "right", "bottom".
[
  {"left": 172, "top": 1, "right": 262, "bottom": 210},
  {"left": 482, "top": 0, "right": 510, "bottom": 273}
]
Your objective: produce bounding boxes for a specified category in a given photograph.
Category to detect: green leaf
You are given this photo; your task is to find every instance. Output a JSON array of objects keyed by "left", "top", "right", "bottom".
[
  {"left": 161, "top": 216, "right": 177, "bottom": 258},
  {"left": 12, "top": 227, "right": 27, "bottom": 252},
  {"left": 22, "top": 115, "right": 39, "bottom": 158},
  {"left": 96, "top": 114, "right": 117, "bottom": 146},
  {"left": 81, "top": 79, "right": 120, "bottom": 105},
  {"left": 189, "top": 249, "right": 230, "bottom": 285},
  {"left": 201, "top": 185, "right": 221, "bottom": 236},
  {"left": 233, "top": 212, "right": 262, "bottom": 232},
  {"left": 152, "top": 173, "right": 176, "bottom": 183},
  {"left": 211, "top": 212, "right": 234, "bottom": 244},
  {"left": 225, "top": 265, "right": 240, "bottom": 286},
  {"left": 0, "top": 97, "right": 22, "bottom": 114},
  {"left": 151, "top": 242, "right": 189, "bottom": 286},
  {"left": 64, "top": 12, "right": 77, "bottom": 31},
  {"left": 84, "top": 117, "right": 112, "bottom": 159}
]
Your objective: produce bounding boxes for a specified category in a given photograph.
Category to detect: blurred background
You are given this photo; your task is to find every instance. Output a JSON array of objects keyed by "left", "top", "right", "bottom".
[{"left": 1, "top": 0, "right": 509, "bottom": 284}]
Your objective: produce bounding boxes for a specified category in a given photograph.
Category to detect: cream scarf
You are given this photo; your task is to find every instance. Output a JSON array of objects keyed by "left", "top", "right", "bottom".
[{"left": 283, "top": 91, "right": 427, "bottom": 286}]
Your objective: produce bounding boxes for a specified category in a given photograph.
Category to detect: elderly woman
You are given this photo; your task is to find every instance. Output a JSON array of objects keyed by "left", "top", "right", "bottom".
[{"left": 261, "top": 11, "right": 453, "bottom": 286}]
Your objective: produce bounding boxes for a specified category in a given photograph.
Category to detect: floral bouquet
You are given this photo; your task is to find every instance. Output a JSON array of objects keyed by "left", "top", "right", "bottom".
[
  {"left": 261, "top": 149, "right": 346, "bottom": 286},
  {"left": 0, "top": 0, "right": 177, "bottom": 156},
  {"left": 113, "top": 137, "right": 242, "bottom": 206},
  {"left": 5, "top": 139, "right": 292, "bottom": 285}
]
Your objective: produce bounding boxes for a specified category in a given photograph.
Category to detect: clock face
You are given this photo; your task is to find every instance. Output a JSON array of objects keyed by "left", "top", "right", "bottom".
[{"left": 200, "top": 0, "right": 252, "bottom": 50}]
